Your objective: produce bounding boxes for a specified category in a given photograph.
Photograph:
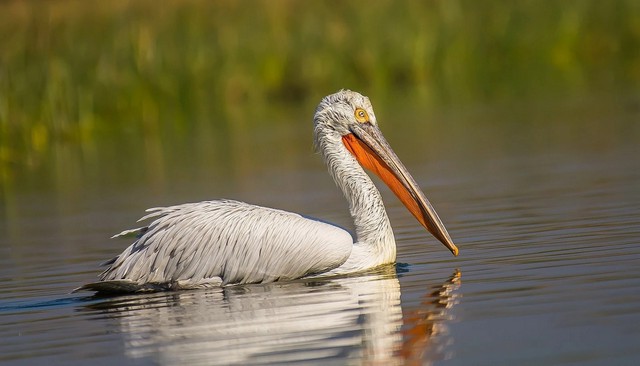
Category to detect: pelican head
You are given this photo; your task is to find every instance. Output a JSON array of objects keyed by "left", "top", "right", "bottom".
[{"left": 314, "top": 90, "right": 459, "bottom": 256}]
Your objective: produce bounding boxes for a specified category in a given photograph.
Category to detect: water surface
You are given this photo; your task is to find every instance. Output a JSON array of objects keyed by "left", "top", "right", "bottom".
[{"left": 1, "top": 94, "right": 639, "bottom": 365}]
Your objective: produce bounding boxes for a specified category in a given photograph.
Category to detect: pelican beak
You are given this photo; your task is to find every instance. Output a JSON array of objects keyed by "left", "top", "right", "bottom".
[{"left": 342, "top": 122, "right": 459, "bottom": 256}]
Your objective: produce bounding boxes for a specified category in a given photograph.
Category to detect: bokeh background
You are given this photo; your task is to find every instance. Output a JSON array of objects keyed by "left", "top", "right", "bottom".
[{"left": 2, "top": 0, "right": 639, "bottom": 200}]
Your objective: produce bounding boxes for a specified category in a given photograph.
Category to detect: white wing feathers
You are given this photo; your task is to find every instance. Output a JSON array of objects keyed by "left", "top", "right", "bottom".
[{"left": 98, "top": 200, "right": 353, "bottom": 288}]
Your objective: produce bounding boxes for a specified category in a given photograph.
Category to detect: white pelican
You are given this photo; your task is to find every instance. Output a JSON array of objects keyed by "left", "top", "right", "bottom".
[{"left": 75, "top": 90, "right": 458, "bottom": 293}]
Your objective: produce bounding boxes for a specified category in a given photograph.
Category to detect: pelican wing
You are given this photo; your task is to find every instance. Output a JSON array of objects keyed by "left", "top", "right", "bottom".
[{"left": 95, "top": 200, "right": 353, "bottom": 289}]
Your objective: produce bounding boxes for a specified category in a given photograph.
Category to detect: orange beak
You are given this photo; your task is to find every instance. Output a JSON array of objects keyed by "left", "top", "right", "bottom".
[{"left": 342, "top": 123, "right": 458, "bottom": 256}]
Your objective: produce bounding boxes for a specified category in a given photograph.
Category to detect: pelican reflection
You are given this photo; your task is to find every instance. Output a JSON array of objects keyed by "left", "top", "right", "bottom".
[{"left": 81, "top": 268, "right": 461, "bottom": 365}]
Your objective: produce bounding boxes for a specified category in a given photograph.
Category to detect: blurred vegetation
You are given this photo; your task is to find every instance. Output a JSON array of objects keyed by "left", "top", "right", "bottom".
[{"left": 1, "top": 0, "right": 639, "bottom": 196}]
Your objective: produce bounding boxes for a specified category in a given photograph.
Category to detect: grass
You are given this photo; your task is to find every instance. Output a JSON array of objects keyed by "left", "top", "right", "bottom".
[{"left": 1, "top": 0, "right": 639, "bottom": 190}]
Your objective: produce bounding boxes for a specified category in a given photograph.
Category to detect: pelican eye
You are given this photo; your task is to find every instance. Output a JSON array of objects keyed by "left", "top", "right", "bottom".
[{"left": 354, "top": 108, "right": 369, "bottom": 123}]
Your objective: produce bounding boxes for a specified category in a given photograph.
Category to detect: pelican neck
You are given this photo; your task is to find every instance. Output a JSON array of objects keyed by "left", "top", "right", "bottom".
[{"left": 314, "top": 127, "right": 397, "bottom": 266}]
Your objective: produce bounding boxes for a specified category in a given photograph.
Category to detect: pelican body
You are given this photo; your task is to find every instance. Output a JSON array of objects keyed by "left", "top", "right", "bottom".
[{"left": 76, "top": 90, "right": 458, "bottom": 293}]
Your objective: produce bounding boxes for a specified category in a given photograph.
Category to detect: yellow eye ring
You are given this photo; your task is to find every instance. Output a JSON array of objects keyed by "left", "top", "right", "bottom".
[{"left": 354, "top": 108, "right": 369, "bottom": 123}]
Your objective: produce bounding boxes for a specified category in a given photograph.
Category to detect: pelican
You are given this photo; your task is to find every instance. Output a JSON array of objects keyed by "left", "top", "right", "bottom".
[{"left": 75, "top": 90, "right": 458, "bottom": 293}]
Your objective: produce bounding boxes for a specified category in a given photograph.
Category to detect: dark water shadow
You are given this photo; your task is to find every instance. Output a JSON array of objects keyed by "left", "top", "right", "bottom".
[{"left": 0, "top": 297, "right": 81, "bottom": 314}]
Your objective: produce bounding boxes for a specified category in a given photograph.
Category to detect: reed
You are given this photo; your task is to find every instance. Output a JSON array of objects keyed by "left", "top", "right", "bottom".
[{"left": 1, "top": 0, "right": 638, "bottom": 186}]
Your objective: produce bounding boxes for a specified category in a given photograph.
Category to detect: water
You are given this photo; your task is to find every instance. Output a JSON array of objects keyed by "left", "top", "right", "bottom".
[{"left": 1, "top": 93, "right": 639, "bottom": 365}]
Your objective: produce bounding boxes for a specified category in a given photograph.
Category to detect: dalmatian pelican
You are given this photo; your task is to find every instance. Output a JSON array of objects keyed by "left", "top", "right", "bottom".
[{"left": 75, "top": 90, "right": 458, "bottom": 293}]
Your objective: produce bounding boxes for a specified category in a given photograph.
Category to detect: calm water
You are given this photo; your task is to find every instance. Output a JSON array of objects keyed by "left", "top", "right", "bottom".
[{"left": 1, "top": 94, "right": 640, "bottom": 365}]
